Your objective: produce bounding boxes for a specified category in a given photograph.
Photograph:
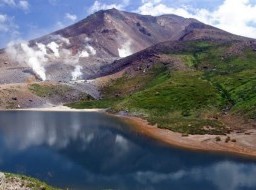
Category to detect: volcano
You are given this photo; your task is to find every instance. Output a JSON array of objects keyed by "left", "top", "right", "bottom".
[
  {"left": 0, "top": 8, "right": 251, "bottom": 109},
  {"left": 0, "top": 8, "right": 247, "bottom": 83}
]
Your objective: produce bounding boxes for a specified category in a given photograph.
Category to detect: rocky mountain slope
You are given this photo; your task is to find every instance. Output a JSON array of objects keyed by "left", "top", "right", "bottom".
[
  {"left": 34, "top": 8, "right": 243, "bottom": 58},
  {"left": 0, "top": 9, "right": 251, "bottom": 109},
  {"left": 0, "top": 9, "right": 246, "bottom": 83}
]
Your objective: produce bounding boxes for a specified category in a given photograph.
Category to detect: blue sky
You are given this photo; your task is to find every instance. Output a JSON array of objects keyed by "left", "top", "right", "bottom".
[{"left": 1, "top": 0, "right": 256, "bottom": 48}]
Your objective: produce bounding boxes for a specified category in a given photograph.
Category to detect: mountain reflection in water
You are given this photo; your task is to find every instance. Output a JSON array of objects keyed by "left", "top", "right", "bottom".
[{"left": 0, "top": 111, "right": 255, "bottom": 190}]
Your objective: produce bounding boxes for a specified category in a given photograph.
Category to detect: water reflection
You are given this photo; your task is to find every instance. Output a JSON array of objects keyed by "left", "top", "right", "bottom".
[
  {"left": 0, "top": 111, "right": 255, "bottom": 190},
  {"left": 0, "top": 112, "right": 106, "bottom": 150},
  {"left": 134, "top": 161, "right": 256, "bottom": 190}
]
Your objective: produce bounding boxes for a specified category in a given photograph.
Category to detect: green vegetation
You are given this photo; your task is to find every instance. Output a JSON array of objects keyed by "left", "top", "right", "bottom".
[
  {"left": 4, "top": 173, "right": 59, "bottom": 190},
  {"left": 215, "top": 136, "right": 221, "bottom": 142},
  {"left": 68, "top": 40, "right": 256, "bottom": 135},
  {"left": 29, "top": 83, "right": 72, "bottom": 97},
  {"left": 225, "top": 136, "right": 231, "bottom": 143},
  {"left": 66, "top": 98, "right": 119, "bottom": 109}
]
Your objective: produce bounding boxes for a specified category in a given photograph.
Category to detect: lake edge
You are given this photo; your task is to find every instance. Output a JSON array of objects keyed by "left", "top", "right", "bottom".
[{"left": 2, "top": 106, "right": 256, "bottom": 160}]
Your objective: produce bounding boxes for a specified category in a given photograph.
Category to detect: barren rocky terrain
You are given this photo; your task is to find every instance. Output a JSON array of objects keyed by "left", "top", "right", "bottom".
[
  {"left": 0, "top": 172, "right": 57, "bottom": 190},
  {"left": 0, "top": 9, "right": 248, "bottom": 109}
]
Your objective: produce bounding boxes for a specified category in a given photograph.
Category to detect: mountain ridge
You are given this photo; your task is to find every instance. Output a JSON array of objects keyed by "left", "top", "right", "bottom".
[
  {"left": 0, "top": 8, "right": 254, "bottom": 110},
  {"left": 0, "top": 9, "right": 249, "bottom": 84},
  {"left": 30, "top": 8, "right": 247, "bottom": 58}
]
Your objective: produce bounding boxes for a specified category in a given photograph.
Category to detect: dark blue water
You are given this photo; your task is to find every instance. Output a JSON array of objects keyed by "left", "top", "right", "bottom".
[{"left": 0, "top": 111, "right": 256, "bottom": 190}]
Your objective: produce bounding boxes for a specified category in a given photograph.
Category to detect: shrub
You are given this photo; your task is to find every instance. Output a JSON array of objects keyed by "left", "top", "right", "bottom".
[{"left": 225, "top": 136, "right": 231, "bottom": 143}]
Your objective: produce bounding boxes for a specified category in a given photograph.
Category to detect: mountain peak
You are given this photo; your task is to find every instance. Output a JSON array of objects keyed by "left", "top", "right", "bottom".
[
  {"left": 106, "top": 7, "right": 120, "bottom": 12},
  {"left": 91, "top": 8, "right": 122, "bottom": 18},
  {"left": 16, "top": 9, "right": 245, "bottom": 63},
  {"left": 0, "top": 8, "right": 250, "bottom": 105}
]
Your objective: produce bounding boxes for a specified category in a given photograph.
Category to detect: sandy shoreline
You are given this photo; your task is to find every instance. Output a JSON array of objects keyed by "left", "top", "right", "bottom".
[
  {"left": 1, "top": 106, "right": 256, "bottom": 159},
  {"left": 120, "top": 115, "right": 256, "bottom": 159},
  {"left": 0, "top": 105, "right": 106, "bottom": 112}
]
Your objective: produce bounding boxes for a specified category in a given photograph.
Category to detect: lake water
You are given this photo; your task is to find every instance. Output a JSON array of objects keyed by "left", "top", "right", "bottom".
[{"left": 0, "top": 111, "right": 256, "bottom": 190}]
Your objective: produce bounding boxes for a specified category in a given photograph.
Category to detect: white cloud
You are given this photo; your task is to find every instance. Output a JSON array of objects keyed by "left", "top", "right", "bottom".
[
  {"left": 0, "top": 14, "right": 8, "bottom": 32},
  {"left": 205, "top": 0, "right": 256, "bottom": 38},
  {"left": 0, "top": 14, "right": 7, "bottom": 23},
  {"left": 0, "top": 14, "right": 18, "bottom": 33},
  {"left": 19, "top": 0, "right": 29, "bottom": 10},
  {"left": 55, "top": 21, "right": 65, "bottom": 29},
  {"left": 88, "top": 0, "right": 130, "bottom": 14},
  {"left": 0, "top": 14, "right": 19, "bottom": 47},
  {"left": 0, "top": 0, "right": 15, "bottom": 6},
  {"left": 51, "top": 13, "right": 79, "bottom": 34},
  {"left": 65, "top": 13, "right": 77, "bottom": 22},
  {"left": 0, "top": 0, "right": 30, "bottom": 10},
  {"left": 137, "top": 0, "right": 256, "bottom": 38},
  {"left": 138, "top": 1, "right": 191, "bottom": 17}
]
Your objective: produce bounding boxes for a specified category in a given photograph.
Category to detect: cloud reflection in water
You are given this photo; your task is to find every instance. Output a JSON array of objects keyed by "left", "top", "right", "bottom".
[{"left": 0, "top": 111, "right": 255, "bottom": 190}]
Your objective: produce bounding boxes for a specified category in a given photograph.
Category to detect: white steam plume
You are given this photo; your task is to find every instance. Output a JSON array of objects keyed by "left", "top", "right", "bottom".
[
  {"left": 36, "top": 43, "right": 47, "bottom": 54},
  {"left": 6, "top": 41, "right": 47, "bottom": 81},
  {"left": 79, "top": 50, "right": 89, "bottom": 58},
  {"left": 47, "top": 42, "right": 60, "bottom": 57},
  {"left": 5, "top": 35, "right": 72, "bottom": 81},
  {"left": 118, "top": 41, "right": 132, "bottom": 58},
  {"left": 55, "top": 35, "right": 70, "bottom": 45},
  {"left": 85, "top": 37, "right": 91, "bottom": 42},
  {"left": 86, "top": 44, "right": 96, "bottom": 55},
  {"left": 72, "top": 65, "right": 83, "bottom": 81},
  {"left": 78, "top": 37, "right": 97, "bottom": 57},
  {"left": 20, "top": 43, "right": 47, "bottom": 81}
]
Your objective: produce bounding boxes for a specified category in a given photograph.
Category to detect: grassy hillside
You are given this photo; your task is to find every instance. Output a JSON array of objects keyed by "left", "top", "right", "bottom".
[{"left": 67, "top": 40, "right": 256, "bottom": 135}]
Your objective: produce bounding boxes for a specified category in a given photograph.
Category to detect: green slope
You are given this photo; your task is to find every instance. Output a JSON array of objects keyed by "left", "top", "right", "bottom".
[{"left": 67, "top": 40, "right": 256, "bottom": 135}]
